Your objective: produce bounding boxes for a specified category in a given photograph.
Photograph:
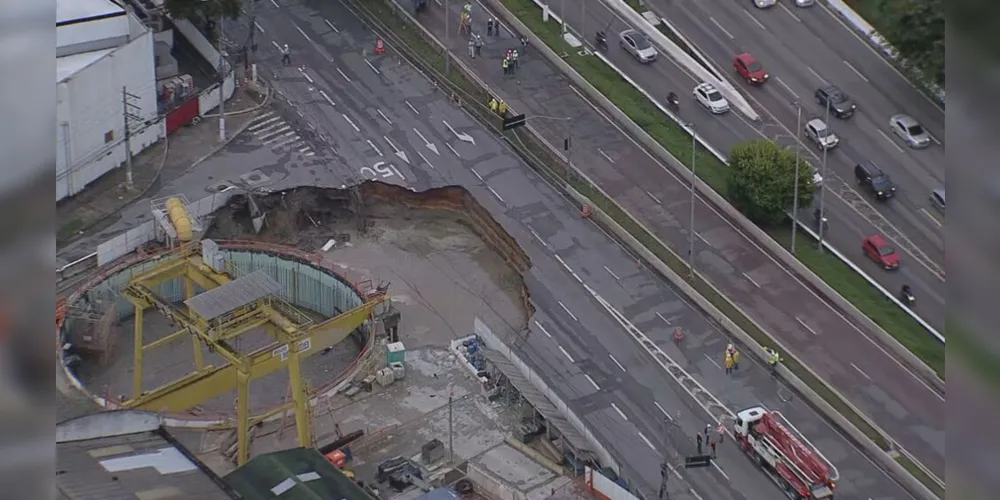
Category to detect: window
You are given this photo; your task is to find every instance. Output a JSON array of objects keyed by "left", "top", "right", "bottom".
[
  {"left": 748, "top": 62, "right": 763, "bottom": 72},
  {"left": 104, "top": 130, "right": 114, "bottom": 143},
  {"left": 707, "top": 91, "right": 722, "bottom": 102},
  {"left": 878, "top": 246, "right": 896, "bottom": 256},
  {"left": 907, "top": 124, "right": 925, "bottom": 136}
]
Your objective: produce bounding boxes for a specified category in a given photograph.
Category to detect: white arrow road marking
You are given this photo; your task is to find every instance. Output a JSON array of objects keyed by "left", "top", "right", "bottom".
[
  {"left": 442, "top": 120, "right": 475, "bottom": 145},
  {"left": 417, "top": 151, "right": 436, "bottom": 170},
  {"left": 383, "top": 136, "right": 409, "bottom": 164},
  {"left": 413, "top": 128, "right": 439, "bottom": 155}
]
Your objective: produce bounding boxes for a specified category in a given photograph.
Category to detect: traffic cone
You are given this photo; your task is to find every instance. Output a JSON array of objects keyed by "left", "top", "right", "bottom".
[{"left": 375, "top": 38, "right": 385, "bottom": 55}]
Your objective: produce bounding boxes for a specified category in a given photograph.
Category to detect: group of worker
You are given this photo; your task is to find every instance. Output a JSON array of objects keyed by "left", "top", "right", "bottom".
[
  {"left": 723, "top": 344, "right": 741, "bottom": 375},
  {"left": 488, "top": 96, "right": 509, "bottom": 118},
  {"left": 502, "top": 48, "right": 520, "bottom": 76},
  {"left": 695, "top": 422, "right": 726, "bottom": 458}
]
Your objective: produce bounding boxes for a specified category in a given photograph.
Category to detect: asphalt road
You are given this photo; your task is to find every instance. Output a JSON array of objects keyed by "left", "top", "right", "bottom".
[
  {"left": 405, "top": 0, "right": 945, "bottom": 480},
  {"left": 238, "top": 0, "right": 914, "bottom": 497},
  {"left": 544, "top": 0, "right": 946, "bottom": 333}
]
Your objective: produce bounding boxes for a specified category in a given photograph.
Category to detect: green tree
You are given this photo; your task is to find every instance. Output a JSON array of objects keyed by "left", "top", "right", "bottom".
[
  {"left": 728, "top": 139, "right": 815, "bottom": 226},
  {"left": 164, "top": 0, "right": 243, "bottom": 22},
  {"left": 874, "top": 0, "right": 945, "bottom": 87}
]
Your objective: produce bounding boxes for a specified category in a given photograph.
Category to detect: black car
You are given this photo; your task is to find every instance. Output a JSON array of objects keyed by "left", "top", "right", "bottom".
[
  {"left": 854, "top": 163, "right": 897, "bottom": 200},
  {"left": 815, "top": 85, "right": 856, "bottom": 118}
]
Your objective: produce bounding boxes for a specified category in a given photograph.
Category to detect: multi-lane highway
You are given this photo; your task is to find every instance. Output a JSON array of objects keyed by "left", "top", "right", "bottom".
[
  {"left": 547, "top": 0, "right": 946, "bottom": 341},
  {"left": 405, "top": 0, "right": 945, "bottom": 481},
  {"left": 229, "top": 0, "right": 915, "bottom": 497}
]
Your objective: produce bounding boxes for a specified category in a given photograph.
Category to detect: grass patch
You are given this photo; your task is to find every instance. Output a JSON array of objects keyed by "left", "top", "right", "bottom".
[
  {"left": 620, "top": 1, "right": 711, "bottom": 76},
  {"left": 769, "top": 229, "right": 944, "bottom": 377},
  {"left": 896, "top": 455, "right": 946, "bottom": 499},
  {"left": 355, "top": 0, "right": 939, "bottom": 494}
]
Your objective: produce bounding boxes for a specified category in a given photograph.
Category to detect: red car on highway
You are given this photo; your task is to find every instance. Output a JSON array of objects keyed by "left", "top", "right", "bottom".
[
  {"left": 734, "top": 52, "right": 769, "bottom": 85},
  {"left": 863, "top": 234, "right": 900, "bottom": 270}
]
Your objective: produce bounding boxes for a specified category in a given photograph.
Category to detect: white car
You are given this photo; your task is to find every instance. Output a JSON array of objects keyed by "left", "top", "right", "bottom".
[
  {"left": 693, "top": 82, "right": 730, "bottom": 114},
  {"left": 805, "top": 118, "right": 839, "bottom": 150},
  {"left": 752, "top": 0, "right": 777, "bottom": 8}
]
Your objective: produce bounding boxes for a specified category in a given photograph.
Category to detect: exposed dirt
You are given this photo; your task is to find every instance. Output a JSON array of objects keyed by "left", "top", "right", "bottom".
[{"left": 206, "top": 182, "right": 534, "bottom": 327}]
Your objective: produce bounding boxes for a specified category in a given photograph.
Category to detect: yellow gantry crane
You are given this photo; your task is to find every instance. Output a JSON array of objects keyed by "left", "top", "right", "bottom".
[{"left": 118, "top": 241, "right": 387, "bottom": 465}]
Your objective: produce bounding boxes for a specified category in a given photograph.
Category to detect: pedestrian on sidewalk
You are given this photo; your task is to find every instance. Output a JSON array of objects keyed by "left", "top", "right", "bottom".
[
  {"left": 491, "top": 18, "right": 500, "bottom": 36},
  {"left": 281, "top": 44, "right": 291, "bottom": 65},
  {"left": 732, "top": 349, "right": 740, "bottom": 370},
  {"left": 696, "top": 432, "right": 703, "bottom": 455},
  {"left": 512, "top": 49, "right": 519, "bottom": 69},
  {"left": 502, "top": 57, "right": 510, "bottom": 76},
  {"left": 724, "top": 352, "right": 734, "bottom": 375},
  {"left": 473, "top": 34, "right": 483, "bottom": 56},
  {"left": 468, "top": 38, "right": 475, "bottom": 59},
  {"left": 487, "top": 18, "right": 494, "bottom": 36}
]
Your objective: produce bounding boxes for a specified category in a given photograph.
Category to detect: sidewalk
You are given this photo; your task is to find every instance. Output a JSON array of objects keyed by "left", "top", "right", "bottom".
[{"left": 56, "top": 84, "right": 270, "bottom": 249}]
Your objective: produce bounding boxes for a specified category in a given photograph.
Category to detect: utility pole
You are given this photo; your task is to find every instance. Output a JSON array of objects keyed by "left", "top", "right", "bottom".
[
  {"left": 121, "top": 86, "right": 142, "bottom": 189},
  {"left": 448, "top": 389, "right": 454, "bottom": 463},
  {"left": 561, "top": 0, "right": 566, "bottom": 35},
  {"left": 444, "top": 0, "right": 451, "bottom": 74},
  {"left": 217, "top": 12, "right": 227, "bottom": 142},
  {"left": 790, "top": 101, "right": 803, "bottom": 253},
  {"left": 687, "top": 124, "right": 697, "bottom": 278},
  {"left": 817, "top": 102, "right": 831, "bottom": 253}
]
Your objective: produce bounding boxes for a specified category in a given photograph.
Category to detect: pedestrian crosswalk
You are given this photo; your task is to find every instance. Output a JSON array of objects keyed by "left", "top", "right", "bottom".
[{"left": 246, "top": 112, "right": 315, "bottom": 156}]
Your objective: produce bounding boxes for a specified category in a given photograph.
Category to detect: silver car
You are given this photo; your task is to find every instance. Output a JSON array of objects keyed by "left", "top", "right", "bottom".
[
  {"left": 619, "top": 29, "right": 657, "bottom": 63},
  {"left": 794, "top": 0, "right": 815, "bottom": 6},
  {"left": 752, "top": 0, "right": 777, "bottom": 8},
  {"left": 890, "top": 114, "right": 931, "bottom": 149},
  {"left": 929, "top": 188, "right": 945, "bottom": 212},
  {"left": 805, "top": 118, "right": 839, "bottom": 150}
]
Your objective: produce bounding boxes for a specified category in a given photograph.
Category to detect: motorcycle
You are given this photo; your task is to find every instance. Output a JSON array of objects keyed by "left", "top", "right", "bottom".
[
  {"left": 667, "top": 92, "right": 680, "bottom": 111},
  {"left": 900, "top": 285, "right": 916, "bottom": 306},
  {"left": 813, "top": 209, "right": 829, "bottom": 232},
  {"left": 594, "top": 30, "right": 608, "bottom": 52}
]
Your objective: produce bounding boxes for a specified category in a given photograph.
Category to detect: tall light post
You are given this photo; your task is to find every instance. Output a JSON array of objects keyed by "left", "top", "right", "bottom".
[
  {"left": 790, "top": 101, "right": 803, "bottom": 253},
  {"left": 688, "top": 124, "right": 697, "bottom": 278},
  {"left": 816, "top": 101, "right": 832, "bottom": 253},
  {"left": 444, "top": 0, "right": 451, "bottom": 74}
]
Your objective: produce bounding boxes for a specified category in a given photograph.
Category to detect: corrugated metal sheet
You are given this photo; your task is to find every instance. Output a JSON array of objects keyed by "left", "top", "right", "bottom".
[{"left": 185, "top": 270, "right": 283, "bottom": 320}]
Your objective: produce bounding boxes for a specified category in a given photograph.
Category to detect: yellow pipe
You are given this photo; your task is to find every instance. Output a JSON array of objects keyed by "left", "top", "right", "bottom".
[{"left": 165, "top": 197, "right": 194, "bottom": 241}]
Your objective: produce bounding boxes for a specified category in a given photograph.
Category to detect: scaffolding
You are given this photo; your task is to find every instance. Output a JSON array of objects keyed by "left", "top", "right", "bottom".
[{"left": 118, "top": 239, "right": 388, "bottom": 465}]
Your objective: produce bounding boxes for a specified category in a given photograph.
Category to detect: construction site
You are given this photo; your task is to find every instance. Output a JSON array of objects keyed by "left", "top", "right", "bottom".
[{"left": 57, "top": 182, "right": 600, "bottom": 500}]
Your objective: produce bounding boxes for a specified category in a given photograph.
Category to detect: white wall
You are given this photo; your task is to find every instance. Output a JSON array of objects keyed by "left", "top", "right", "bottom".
[{"left": 57, "top": 24, "right": 164, "bottom": 201}]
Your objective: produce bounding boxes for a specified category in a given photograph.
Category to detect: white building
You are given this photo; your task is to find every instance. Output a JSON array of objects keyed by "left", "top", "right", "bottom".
[{"left": 57, "top": 0, "right": 163, "bottom": 202}]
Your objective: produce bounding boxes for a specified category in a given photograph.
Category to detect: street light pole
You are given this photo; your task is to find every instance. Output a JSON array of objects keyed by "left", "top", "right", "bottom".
[
  {"left": 817, "top": 101, "right": 831, "bottom": 253},
  {"left": 790, "top": 101, "right": 802, "bottom": 253},
  {"left": 688, "top": 124, "right": 697, "bottom": 278},
  {"left": 444, "top": 0, "right": 451, "bottom": 74},
  {"left": 561, "top": 0, "right": 567, "bottom": 35}
]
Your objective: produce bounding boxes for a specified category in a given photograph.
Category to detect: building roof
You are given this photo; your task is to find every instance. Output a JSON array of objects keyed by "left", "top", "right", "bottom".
[
  {"left": 414, "top": 488, "right": 461, "bottom": 500},
  {"left": 225, "top": 447, "right": 376, "bottom": 500},
  {"left": 56, "top": 411, "right": 239, "bottom": 500},
  {"left": 185, "top": 270, "right": 284, "bottom": 321},
  {"left": 57, "top": 47, "right": 115, "bottom": 83},
  {"left": 57, "top": 0, "right": 124, "bottom": 26}
]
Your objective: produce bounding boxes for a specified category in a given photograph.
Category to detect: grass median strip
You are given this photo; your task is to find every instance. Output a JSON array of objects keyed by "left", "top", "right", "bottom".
[
  {"left": 502, "top": 0, "right": 943, "bottom": 378},
  {"left": 356, "top": 0, "right": 938, "bottom": 494}
]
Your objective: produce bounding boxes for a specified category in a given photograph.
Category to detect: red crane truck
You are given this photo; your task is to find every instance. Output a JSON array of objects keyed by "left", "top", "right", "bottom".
[{"left": 733, "top": 406, "right": 837, "bottom": 499}]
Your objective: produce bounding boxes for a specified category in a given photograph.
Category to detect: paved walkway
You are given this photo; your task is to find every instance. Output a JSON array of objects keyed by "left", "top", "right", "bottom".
[{"left": 56, "top": 85, "right": 269, "bottom": 251}]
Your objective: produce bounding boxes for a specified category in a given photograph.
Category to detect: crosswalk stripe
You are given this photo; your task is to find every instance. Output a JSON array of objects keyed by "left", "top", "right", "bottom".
[
  {"left": 269, "top": 134, "right": 301, "bottom": 149},
  {"left": 258, "top": 125, "right": 291, "bottom": 142},
  {"left": 252, "top": 122, "right": 285, "bottom": 137},
  {"left": 247, "top": 115, "right": 280, "bottom": 131}
]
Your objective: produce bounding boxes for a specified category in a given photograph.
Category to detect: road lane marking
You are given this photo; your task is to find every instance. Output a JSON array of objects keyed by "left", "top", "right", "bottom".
[
  {"left": 336, "top": 68, "right": 352, "bottom": 82},
  {"left": 609, "top": 354, "right": 627, "bottom": 372},
  {"left": 405, "top": 100, "right": 420, "bottom": 115},
  {"left": 712, "top": 461, "right": 730, "bottom": 480},
  {"left": 558, "top": 345, "right": 576, "bottom": 363},
  {"left": 342, "top": 114, "right": 360, "bottom": 132},
  {"left": 584, "top": 374, "right": 600, "bottom": 390},
  {"left": 843, "top": 60, "right": 869, "bottom": 82},
  {"left": 254, "top": 21, "right": 265, "bottom": 33},
  {"left": 598, "top": 148, "right": 615, "bottom": 164},
  {"left": 270, "top": 0, "right": 279, "bottom": 7},
  {"left": 646, "top": 191, "right": 662, "bottom": 204},
  {"left": 877, "top": 129, "right": 905, "bottom": 153},
  {"left": 654, "top": 401, "right": 673, "bottom": 420},
  {"left": 920, "top": 208, "right": 942, "bottom": 227},
  {"left": 259, "top": 125, "right": 291, "bottom": 142},
  {"left": 248, "top": 116, "right": 280, "bottom": 131},
  {"left": 554, "top": 254, "right": 583, "bottom": 283},
  {"left": 742, "top": 9, "right": 767, "bottom": 31},
  {"left": 470, "top": 168, "right": 483, "bottom": 181},
  {"left": 294, "top": 23, "right": 312, "bottom": 43},
  {"left": 324, "top": 19, "right": 340, "bottom": 34},
  {"left": 417, "top": 151, "right": 435, "bottom": 170},
  {"left": 656, "top": 312, "right": 671, "bottom": 325},
  {"left": 851, "top": 362, "right": 872, "bottom": 380},
  {"left": 534, "top": 320, "right": 552, "bottom": 338},
  {"left": 610, "top": 403, "right": 629, "bottom": 421},
  {"left": 604, "top": 266, "right": 620, "bottom": 281},
  {"left": 319, "top": 90, "right": 335, "bottom": 106},
  {"left": 696, "top": 232, "right": 713, "bottom": 247},
  {"left": 298, "top": 67, "right": 314, "bottom": 84},
  {"left": 365, "top": 59, "right": 381, "bottom": 75},
  {"left": 488, "top": 187, "right": 505, "bottom": 204},
  {"left": 558, "top": 301, "right": 579, "bottom": 321},
  {"left": 709, "top": 17, "right": 735, "bottom": 39},
  {"left": 271, "top": 40, "right": 281, "bottom": 51},
  {"left": 742, "top": 272, "right": 760, "bottom": 288},
  {"left": 269, "top": 133, "right": 299, "bottom": 149},
  {"left": 376, "top": 109, "right": 392, "bottom": 124},
  {"left": 704, "top": 353, "right": 721, "bottom": 369},
  {"left": 637, "top": 431, "right": 657, "bottom": 451},
  {"left": 807, "top": 66, "right": 827, "bottom": 84},
  {"left": 775, "top": 77, "right": 799, "bottom": 100},
  {"left": 529, "top": 227, "right": 548, "bottom": 248},
  {"left": 366, "top": 139, "right": 382, "bottom": 156},
  {"left": 778, "top": 3, "right": 801, "bottom": 22},
  {"left": 446, "top": 143, "right": 460, "bottom": 157},
  {"left": 927, "top": 132, "right": 941, "bottom": 145},
  {"left": 689, "top": 488, "right": 705, "bottom": 500},
  {"left": 796, "top": 317, "right": 819, "bottom": 335}
]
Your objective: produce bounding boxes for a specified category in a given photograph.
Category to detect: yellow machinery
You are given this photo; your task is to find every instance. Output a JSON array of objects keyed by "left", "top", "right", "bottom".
[{"left": 118, "top": 243, "right": 387, "bottom": 465}]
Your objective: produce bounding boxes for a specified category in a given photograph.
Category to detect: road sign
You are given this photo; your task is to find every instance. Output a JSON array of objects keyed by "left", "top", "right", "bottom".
[{"left": 502, "top": 113, "right": 527, "bottom": 131}]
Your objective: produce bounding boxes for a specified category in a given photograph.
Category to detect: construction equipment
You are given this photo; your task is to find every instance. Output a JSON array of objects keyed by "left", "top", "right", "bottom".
[{"left": 733, "top": 406, "right": 836, "bottom": 499}]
